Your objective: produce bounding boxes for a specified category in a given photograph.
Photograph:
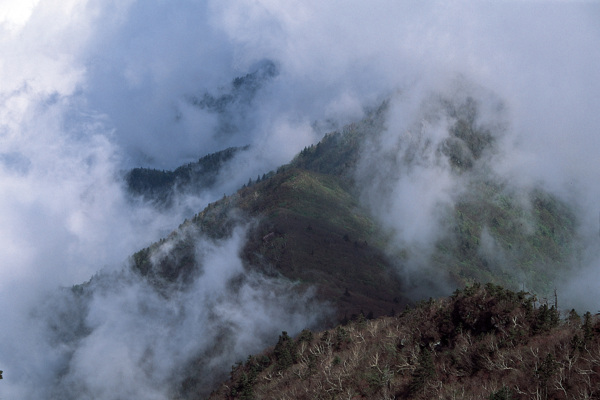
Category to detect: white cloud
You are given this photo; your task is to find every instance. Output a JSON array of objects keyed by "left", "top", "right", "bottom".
[{"left": 1, "top": 0, "right": 599, "bottom": 397}]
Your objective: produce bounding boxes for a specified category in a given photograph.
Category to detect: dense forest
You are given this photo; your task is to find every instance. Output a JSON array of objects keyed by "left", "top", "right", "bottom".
[{"left": 126, "top": 146, "right": 246, "bottom": 206}]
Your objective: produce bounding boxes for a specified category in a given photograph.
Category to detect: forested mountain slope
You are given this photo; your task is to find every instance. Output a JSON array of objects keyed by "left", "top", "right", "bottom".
[
  {"left": 125, "top": 146, "right": 247, "bottom": 207},
  {"left": 208, "top": 284, "right": 600, "bottom": 400},
  {"left": 123, "top": 94, "right": 581, "bottom": 399},
  {"left": 131, "top": 96, "right": 578, "bottom": 320}
]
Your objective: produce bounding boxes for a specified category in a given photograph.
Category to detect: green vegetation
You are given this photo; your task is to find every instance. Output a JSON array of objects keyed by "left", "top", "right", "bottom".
[
  {"left": 131, "top": 96, "right": 579, "bottom": 320},
  {"left": 437, "top": 181, "right": 577, "bottom": 296},
  {"left": 125, "top": 146, "right": 245, "bottom": 206},
  {"left": 124, "top": 97, "right": 584, "bottom": 399},
  {"left": 187, "top": 167, "right": 409, "bottom": 320}
]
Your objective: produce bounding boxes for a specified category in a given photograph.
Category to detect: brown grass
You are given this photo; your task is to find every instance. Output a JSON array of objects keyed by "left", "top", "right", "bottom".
[{"left": 207, "top": 284, "right": 600, "bottom": 400}]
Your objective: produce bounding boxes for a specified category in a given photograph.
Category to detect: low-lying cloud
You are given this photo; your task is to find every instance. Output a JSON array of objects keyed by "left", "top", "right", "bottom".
[
  {"left": 4, "top": 225, "right": 326, "bottom": 399},
  {"left": 1, "top": 1, "right": 599, "bottom": 398}
]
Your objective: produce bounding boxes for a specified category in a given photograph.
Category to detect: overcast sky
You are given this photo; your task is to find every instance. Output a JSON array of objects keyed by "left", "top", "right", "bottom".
[{"left": 0, "top": 1, "right": 599, "bottom": 398}]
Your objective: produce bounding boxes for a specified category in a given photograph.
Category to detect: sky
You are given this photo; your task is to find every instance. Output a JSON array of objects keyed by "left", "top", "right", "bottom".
[{"left": 0, "top": 1, "right": 599, "bottom": 398}]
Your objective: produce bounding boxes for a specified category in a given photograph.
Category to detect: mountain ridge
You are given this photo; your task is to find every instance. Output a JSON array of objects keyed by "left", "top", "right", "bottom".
[
  {"left": 129, "top": 95, "right": 578, "bottom": 308},
  {"left": 119, "top": 95, "right": 581, "bottom": 398},
  {"left": 207, "top": 283, "right": 600, "bottom": 400}
]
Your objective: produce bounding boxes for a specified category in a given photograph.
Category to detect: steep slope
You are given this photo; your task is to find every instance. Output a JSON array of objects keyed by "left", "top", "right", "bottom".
[
  {"left": 436, "top": 183, "right": 577, "bottom": 294},
  {"left": 266, "top": 95, "right": 577, "bottom": 297},
  {"left": 351, "top": 93, "right": 578, "bottom": 298},
  {"left": 209, "top": 284, "right": 600, "bottom": 400},
  {"left": 130, "top": 95, "right": 578, "bottom": 317},
  {"left": 133, "top": 166, "right": 410, "bottom": 321},
  {"left": 124, "top": 93, "right": 580, "bottom": 399}
]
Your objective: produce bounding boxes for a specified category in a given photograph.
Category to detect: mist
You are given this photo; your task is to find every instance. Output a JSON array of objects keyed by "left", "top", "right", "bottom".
[
  {"left": 2, "top": 225, "right": 326, "bottom": 399},
  {"left": 1, "top": 0, "right": 599, "bottom": 398}
]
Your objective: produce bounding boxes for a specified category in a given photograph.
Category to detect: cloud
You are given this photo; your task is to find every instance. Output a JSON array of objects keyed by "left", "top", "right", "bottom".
[
  {"left": 3, "top": 225, "right": 326, "bottom": 399},
  {"left": 1, "top": 0, "right": 600, "bottom": 397},
  {"left": 352, "top": 78, "right": 509, "bottom": 295}
]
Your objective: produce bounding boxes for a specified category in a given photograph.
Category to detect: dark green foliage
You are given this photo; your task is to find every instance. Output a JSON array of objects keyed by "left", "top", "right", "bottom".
[
  {"left": 568, "top": 308, "right": 581, "bottom": 323},
  {"left": 367, "top": 366, "right": 393, "bottom": 393},
  {"left": 290, "top": 103, "right": 386, "bottom": 182},
  {"left": 126, "top": 167, "right": 174, "bottom": 193},
  {"left": 536, "top": 352, "right": 558, "bottom": 399},
  {"left": 192, "top": 60, "right": 277, "bottom": 114},
  {"left": 186, "top": 60, "right": 278, "bottom": 137},
  {"left": 129, "top": 228, "right": 203, "bottom": 289},
  {"left": 257, "top": 355, "right": 270, "bottom": 369},
  {"left": 230, "top": 355, "right": 271, "bottom": 400},
  {"left": 125, "top": 146, "right": 246, "bottom": 206},
  {"left": 131, "top": 247, "right": 152, "bottom": 276},
  {"left": 571, "top": 333, "right": 584, "bottom": 352},
  {"left": 536, "top": 353, "right": 558, "bottom": 383},
  {"left": 532, "top": 304, "right": 560, "bottom": 334},
  {"left": 273, "top": 331, "right": 297, "bottom": 371},
  {"left": 583, "top": 311, "right": 594, "bottom": 343},
  {"left": 409, "top": 348, "right": 435, "bottom": 395},
  {"left": 230, "top": 372, "right": 253, "bottom": 399},
  {"left": 229, "top": 354, "right": 272, "bottom": 399},
  {"left": 334, "top": 326, "right": 351, "bottom": 350},
  {"left": 442, "top": 283, "right": 532, "bottom": 341},
  {"left": 355, "top": 312, "right": 367, "bottom": 326},
  {"left": 489, "top": 386, "right": 513, "bottom": 400},
  {"left": 297, "top": 329, "right": 313, "bottom": 343}
]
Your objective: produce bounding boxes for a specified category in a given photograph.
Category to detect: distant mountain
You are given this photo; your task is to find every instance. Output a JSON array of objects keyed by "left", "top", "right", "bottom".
[
  {"left": 208, "top": 283, "right": 598, "bottom": 400},
  {"left": 123, "top": 94, "right": 579, "bottom": 398},
  {"left": 187, "top": 59, "right": 278, "bottom": 114},
  {"left": 131, "top": 97, "right": 576, "bottom": 310},
  {"left": 187, "top": 59, "right": 279, "bottom": 137},
  {"left": 124, "top": 59, "right": 280, "bottom": 207},
  {"left": 130, "top": 105, "right": 413, "bottom": 321},
  {"left": 125, "top": 146, "right": 247, "bottom": 207}
]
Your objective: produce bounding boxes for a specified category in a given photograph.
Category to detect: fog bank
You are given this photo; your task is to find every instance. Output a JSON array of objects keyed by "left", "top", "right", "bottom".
[{"left": 1, "top": 1, "right": 599, "bottom": 398}]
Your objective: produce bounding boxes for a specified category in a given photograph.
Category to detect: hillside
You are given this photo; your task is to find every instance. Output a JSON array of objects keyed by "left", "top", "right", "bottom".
[
  {"left": 123, "top": 95, "right": 582, "bottom": 399},
  {"left": 3, "top": 4, "right": 597, "bottom": 400},
  {"left": 208, "top": 283, "right": 600, "bottom": 400},
  {"left": 132, "top": 165, "right": 410, "bottom": 321},
  {"left": 130, "top": 96, "right": 578, "bottom": 316},
  {"left": 288, "top": 96, "right": 577, "bottom": 296}
]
